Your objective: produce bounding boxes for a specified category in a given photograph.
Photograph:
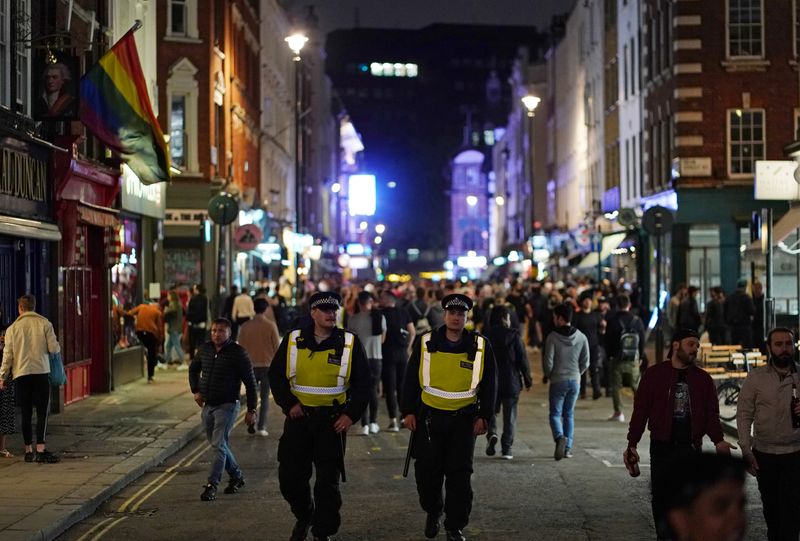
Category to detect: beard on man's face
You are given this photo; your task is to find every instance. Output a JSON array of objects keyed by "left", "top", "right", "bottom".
[{"left": 771, "top": 351, "right": 794, "bottom": 368}]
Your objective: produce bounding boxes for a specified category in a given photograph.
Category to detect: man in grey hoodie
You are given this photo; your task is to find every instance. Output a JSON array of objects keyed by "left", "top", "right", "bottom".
[{"left": 543, "top": 303, "right": 589, "bottom": 461}]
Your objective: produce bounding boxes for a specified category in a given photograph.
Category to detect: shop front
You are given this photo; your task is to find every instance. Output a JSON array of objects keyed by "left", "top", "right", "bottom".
[
  {"left": 54, "top": 140, "right": 120, "bottom": 403},
  {"left": 112, "top": 165, "right": 165, "bottom": 386},
  {"left": 0, "top": 135, "right": 58, "bottom": 328}
]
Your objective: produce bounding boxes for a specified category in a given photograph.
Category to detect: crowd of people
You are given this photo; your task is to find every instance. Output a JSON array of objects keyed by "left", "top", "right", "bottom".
[{"left": 0, "top": 272, "right": 795, "bottom": 540}]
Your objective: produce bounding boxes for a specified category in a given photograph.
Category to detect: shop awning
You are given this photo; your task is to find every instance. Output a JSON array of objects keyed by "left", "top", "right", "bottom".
[
  {"left": 576, "top": 232, "right": 628, "bottom": 269},
  {"left": 77, "top": 201, "right": 119, "bottom": 228},
  {"left": 748, "top": 206, "right": 800, "bottom": 252},
  {"left": 0, "top": 215, "right": 61, "bottom": 241}
]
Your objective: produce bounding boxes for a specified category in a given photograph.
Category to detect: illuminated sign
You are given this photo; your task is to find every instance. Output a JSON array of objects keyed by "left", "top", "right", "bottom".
[
  {"left": 457, "top": 255, "right": 487, "bottom": 269},
  {"left": 121, "top": 164, "right": 166, "bottom": 219},
  {"left": 348, "top": 174, "right": 376, "bottom": 216},
  {"left": 369, "top": 62, "right": 418, "bottom": 77}
]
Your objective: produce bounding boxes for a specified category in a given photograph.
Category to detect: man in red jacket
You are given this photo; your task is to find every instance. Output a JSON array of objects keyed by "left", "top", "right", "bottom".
[{"left": 623, "top": 328, "right": 736, "bottom": 540}]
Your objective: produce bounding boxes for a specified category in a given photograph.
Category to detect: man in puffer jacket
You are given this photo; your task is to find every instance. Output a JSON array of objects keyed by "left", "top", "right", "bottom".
[
  {"left": 483, "top": 305, "right": 532, "bottom": 460},
  {"left": 543, "top": 302, "right": 589, "bottom": 461}
]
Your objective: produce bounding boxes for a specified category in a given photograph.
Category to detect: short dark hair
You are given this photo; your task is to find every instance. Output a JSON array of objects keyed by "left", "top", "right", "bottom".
[
  {"left": 194, "top": 283, "right": 206, "bottom": 294},
  {"left": 18, "top": 294, "right": 35, "bottom": 311},
  {"left": 617, "top": 294, "right": 631, "bottom": 309},
  {"left": 489, "top": 305, "right": 510, "bottom": 326},
  {"left": 357, "top": 291, "right": 374, "bottom": 304},
  {"left": 663, "top": 453, "right": 745, "bottom": 511},
  {"left": 767, "top": 327, "right": 795, "bottom": 345},
  {"left": 211, "top": 317, "right": 232, "bottom": 329},
  {"left": 253, "top": 298, "right": 268, "bottom": 314},
  {"left": 553, "top": 302, "right": 573, "bottom": 323}
]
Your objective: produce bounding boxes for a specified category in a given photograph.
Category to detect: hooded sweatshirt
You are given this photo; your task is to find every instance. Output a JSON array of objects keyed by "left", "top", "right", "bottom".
[{"left": 543, "top": 325, "right": 589, "bottom": 383}]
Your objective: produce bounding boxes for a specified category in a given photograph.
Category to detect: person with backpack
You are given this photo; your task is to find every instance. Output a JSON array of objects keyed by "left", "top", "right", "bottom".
[
  {"left": 347, "top": 291, "right": 386, "bottom": 435},
  {"left": 379, "top": 290, "right": 415, "bottom": 432},
  {"left": 604, "top": 294, "right": 646, "bottom": 423},
  {"left": 484, "top": 305, "right": 532, "bottom": 459},
  {"left": 407, "top": 286, "right": 433, "bottom": 335}
]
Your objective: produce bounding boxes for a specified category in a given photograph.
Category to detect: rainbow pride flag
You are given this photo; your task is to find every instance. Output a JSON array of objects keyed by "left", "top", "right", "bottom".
[{"left": 80, "top": 29, "right": 170, "bottom": 184}]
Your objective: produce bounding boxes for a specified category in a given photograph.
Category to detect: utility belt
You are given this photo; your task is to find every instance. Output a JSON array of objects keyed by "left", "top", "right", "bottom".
[
  {"left": 424, "top": 403, "right": 479, "bottom": 418},
  {"left": 300, "top": 404, "right": 343, "bottom": 417}
]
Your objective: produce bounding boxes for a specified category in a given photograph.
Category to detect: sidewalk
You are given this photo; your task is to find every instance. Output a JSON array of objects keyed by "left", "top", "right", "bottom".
[{"left": 0, "top": 368, "right": 202, "bottom": 541}]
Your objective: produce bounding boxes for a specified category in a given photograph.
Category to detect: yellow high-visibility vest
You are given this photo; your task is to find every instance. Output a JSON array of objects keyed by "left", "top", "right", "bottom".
[
  {"left": 286, "top": 329, "right": 354, "bottom": 406},
  {"left": 419, "top": 332, "right": 486, "bottom": 411}
]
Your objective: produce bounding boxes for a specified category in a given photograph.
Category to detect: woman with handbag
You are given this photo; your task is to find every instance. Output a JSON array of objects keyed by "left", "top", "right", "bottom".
[
  {"left": 0, "top": 294, "right": 61, "bottom": 463},
  {"left": 0, "top": 326, "right": 16, "bottom": 457}
]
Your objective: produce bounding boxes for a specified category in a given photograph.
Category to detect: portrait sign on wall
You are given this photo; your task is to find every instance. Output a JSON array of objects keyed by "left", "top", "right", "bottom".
[{"left": 33, "top": 51, "right": 79, "bottom": 121}]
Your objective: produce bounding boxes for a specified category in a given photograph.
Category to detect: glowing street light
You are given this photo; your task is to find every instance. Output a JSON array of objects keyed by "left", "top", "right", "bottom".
[
  {"left": 387, "top": 181, "right": 397, "bottom": 189},
  {"left": 374, "top": 235, "right": 383, "bottom": 245},
  {"left": 466, "top": 195, "right": 478, "bottom": 207},
  {"left": 521, "top": 94, "right": 541, "bottom": 117},
  {"left": 331, "top": 182, "right": 341, "bottom": 193},
  {"left": 284, "top": 32, "right": 308, "bottom": 60},
  {"left": 359, "top": 221, "right": 368, "bottom": 230},
  {"left": 495, "top": 195, "right": 505, "bottom": 206},
  {"left": 375, "top": 223, "right": 386, "bottom": 235}
]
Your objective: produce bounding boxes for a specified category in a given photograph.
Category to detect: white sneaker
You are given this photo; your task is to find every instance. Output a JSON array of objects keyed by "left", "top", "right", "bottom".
[
  {"left": 501, "top": 454, "right": 513, "bottom": 460},
  {"left": 360, "top": 425, "right": 370, "bottom": 436},
  {"left": 155, "top": 362, "right": 167, "bottom": 371},
  {"left": 607, "top": 412, "right": 625, "bottom": 422},
  {"left": 387, "top": 419, "right": 400, "bottom": 432},
  {"left": 176, "top": 364, "right": 189, "bottom": 371},
  {"left": 369, "top": 422, "right": 380, "bottom": 434},
  {"left": 256, "top": 429, "right": 269, "bottom": 437}
]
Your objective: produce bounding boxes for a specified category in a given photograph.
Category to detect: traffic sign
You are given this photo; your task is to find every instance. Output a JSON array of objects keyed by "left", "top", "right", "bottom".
[
  {"left": 234, "top": 224, "right": 263, "bottom": 250},
  {"left": 207, "top": 193, "right": 239, "bottom": 225},
  {"left": 642, "top": 206, "right": 674, "bottom": 236}
]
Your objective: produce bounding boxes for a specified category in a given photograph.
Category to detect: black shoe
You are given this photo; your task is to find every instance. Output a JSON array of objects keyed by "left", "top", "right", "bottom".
[
  {"left": 24, "top": 452, "right": 35, "bottom": 463},
  {"left": 592, "top": 390, "right": 603, "bottom": 400},
  {"left": 485, "top": 434, "right": 498, "bottom": 456},
  {"left": 247, "top": 423, "right": 256, "bottom": 434},
  {"left": 446, "top": 530, "right": 466, "bottom": 541},
  {"left": 35, "top": 450, "right": 60, "bottom": 463},
  {"left": 289, "top": 521, "right": 311, "bottom": 541},
  {"left": 200, "top": 483, "right": 217, "bottom": 501},
  {"left": 224, "top": 476, "right": 245, "bottom": 494},
  {"left": 425, "top": 513, "right": 441, "bottom": 538}
]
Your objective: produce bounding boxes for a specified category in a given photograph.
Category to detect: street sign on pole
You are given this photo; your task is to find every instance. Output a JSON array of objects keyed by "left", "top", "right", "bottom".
[
  {"left": 642, "top": 205, "right": 674, "bottom": 364},
  {"left": 642, "top": 205, "right": 674, "bottom": 236},
  {"left": 207, "top": 193, "right": 239, "bottom": 225}
]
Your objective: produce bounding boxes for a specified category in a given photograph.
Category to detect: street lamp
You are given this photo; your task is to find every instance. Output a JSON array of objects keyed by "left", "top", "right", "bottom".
[
  {"left": 466, "top": 195, "right": 478, "bottom": 207},
  {"left": 520, "top": 93, "right": 540, "bottom": 239},
  {"left": 521, "top": 94, "right": 541, "bottom": 117},
  {"left": 375, "top": 223, "right": 385, "bottom": 235},
  {"left": 495, "top": 195, "right": 505, "bottom": 206},
  {"left": 286, "top": 30, "right": 307, "bottom": 304}
]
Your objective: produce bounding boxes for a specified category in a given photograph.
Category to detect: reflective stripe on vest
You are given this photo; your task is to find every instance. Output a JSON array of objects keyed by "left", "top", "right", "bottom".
[
  {"left": 287, "top": 330, "right": 354, "bottom": 405},
  {"left": 420, "top": 334, "right": 485, "bottom": 410}
]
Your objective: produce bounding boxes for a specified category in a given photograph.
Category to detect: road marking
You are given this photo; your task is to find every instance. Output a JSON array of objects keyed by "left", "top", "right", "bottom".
[
  {"left": 74, "top": 515, "right": 129, "bottom": 541},
  {"left": 130, "top": 472, "right": 178, "bottom": 512},
  {"left": 89, "top": 517, "right": 129, "bottom": 541}
]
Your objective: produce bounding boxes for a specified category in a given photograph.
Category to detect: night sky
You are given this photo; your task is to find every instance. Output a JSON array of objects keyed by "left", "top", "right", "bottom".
[{"left": 310, "top": 0, "right": 568, "bottom": 36}]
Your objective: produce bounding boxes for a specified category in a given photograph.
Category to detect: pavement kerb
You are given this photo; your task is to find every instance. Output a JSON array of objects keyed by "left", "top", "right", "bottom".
[{"left": 26, "top": 410, "right": 204, "bottom": 541}]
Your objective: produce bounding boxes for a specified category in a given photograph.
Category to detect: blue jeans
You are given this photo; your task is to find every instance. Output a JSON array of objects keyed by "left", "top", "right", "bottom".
[
  {"left": 253, "top": 367, "right": 270, "bottom": 431},
  {"left": 165, "top": 330, "right": 184, "bottom": 362},
  {"left": 202, "top": 401, "right": 242, "bottom": 486},
  {"left": 488, "top": 396, "right": 519, "bottom": 454},
  {"left": 548, "top": 379, "right": 580, "bottom": 449}
]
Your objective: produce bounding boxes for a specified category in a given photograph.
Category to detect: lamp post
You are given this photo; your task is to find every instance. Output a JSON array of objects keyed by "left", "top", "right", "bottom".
[
  {"left": 285, "top": 31, "right": 308, "bottom": 304},
  {"left": 521, "top": 94, "right": 540, "bottom": 240}
]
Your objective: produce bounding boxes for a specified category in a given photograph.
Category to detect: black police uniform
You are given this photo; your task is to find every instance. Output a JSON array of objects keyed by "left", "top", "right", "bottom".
[
  {"left": 269, "top": 304, "right": 370, "bottom": 541},
  {"left": 401, "top": 295, "right": 497, "bottom": 538}
]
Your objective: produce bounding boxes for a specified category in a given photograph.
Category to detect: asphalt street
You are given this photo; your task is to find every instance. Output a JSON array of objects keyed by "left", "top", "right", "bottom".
[{"left": 56, "top": 355, "right": 769, "bottom": 541}]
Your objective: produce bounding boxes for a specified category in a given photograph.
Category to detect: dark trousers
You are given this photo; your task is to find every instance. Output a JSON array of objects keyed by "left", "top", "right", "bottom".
[
  {"left": 732, "top": 325, "right": 754, "bottom": 350},
  {"left": 278, "top": 411, "right": 344, "bottom": 537},
  {"left": 488, "top": 396, "right": 519, "bottom": 455},
  {"left": 15, "top": 374, "right": 50, "bottom": 446},
  {"left": 753, "top": 449, "right": 800, "bottom": 541},
  {"left": 413, "top": 410, "right": 476, "bottom": 532},
  {"left": 188, "top": 326, "right": 207, "bottom": 360},
  {"left": 381, "top": 348, "right": 406, "bottom": 419},
  {"left": 650, "top": 440, "right": 699, "bottom": 539},
  {"left": 136, "top": 331, "right": 159, "bottom": 379},
  {"left": 361, "top": 358, "right": 382, "bottom": 426},
  {"left": 580, "top": 345, "right": 601, "bottom": 396}
]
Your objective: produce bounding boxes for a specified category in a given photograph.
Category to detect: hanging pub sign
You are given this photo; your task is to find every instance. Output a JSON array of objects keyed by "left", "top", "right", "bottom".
[{"left": 33, "top": 50, "right": 79, "bottom": 121}]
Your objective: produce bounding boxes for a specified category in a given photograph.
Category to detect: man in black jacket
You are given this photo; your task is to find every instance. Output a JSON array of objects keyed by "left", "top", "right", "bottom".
[
  {"left": 270, "top": 292, "right": 370, "bottom": 541},
  {"left": 725, "top": 280, "right": 756, "bottom": 349},
  {"left": 189, "top": 317, "right": 257, "bottom": 502},
  {"left": 604, "top": 295, "right": 645, "bottom": 423}
]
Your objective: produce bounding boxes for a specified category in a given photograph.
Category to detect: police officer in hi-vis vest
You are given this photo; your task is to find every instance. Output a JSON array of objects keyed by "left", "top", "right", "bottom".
[
  {"left": 269, "top": 292, "right": 370, "bottom": 541},
  {"left": 401, "top": 293, "right": 498, "bottom": 541}
]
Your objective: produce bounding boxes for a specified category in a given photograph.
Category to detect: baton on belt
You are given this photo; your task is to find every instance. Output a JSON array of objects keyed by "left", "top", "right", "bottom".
[
  {"left": 403, "top": 429, "right": 415, "bottom": 478},
  {"left": 332, "top": 400, "right": 347, "bottom": 483}
]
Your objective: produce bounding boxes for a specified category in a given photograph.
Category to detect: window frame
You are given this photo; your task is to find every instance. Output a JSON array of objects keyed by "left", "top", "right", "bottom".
[
  {"left": 167, "top": 0, "right": 199, "bottom": 40},
  {"left": 794, "top": 0, "right": 800, "bottom": 58},
  {"left": 725, "top": 0, "right": 765, "bottom": 60},
  {"left": 15, "top": 0, "right": 30, "bottom": 116},
  {"left": 166, "top": 58, "right": 200, "bottom": 175},
  {"left": 727, "top": 107, "right": 766, "bottom": 178}
]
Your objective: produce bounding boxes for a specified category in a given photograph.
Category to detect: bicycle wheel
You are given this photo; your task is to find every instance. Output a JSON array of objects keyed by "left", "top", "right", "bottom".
[{"left": 717, "top": 381, "right": 740, "bottom": 422}]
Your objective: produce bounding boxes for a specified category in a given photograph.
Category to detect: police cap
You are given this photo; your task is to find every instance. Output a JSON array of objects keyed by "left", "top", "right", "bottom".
[
  {"left": 442, "top": 293, "right": 473, "bottom": 312},
  {"left": 309, "top": 292, "right": 342, "bottom": 311}
]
